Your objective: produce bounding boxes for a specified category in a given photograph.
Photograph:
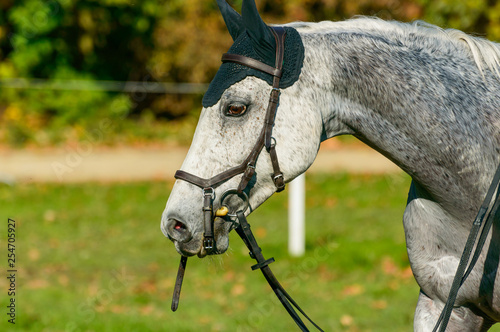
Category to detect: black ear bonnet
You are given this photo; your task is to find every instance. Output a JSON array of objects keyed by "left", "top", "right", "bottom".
[{"left": 202, "top": 2, "right": 305, "bottom": 107}]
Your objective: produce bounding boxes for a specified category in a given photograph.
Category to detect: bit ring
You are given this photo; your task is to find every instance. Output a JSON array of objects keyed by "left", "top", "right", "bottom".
[{"left": 219, "top": 189, "right": 249, "bottom": 218}]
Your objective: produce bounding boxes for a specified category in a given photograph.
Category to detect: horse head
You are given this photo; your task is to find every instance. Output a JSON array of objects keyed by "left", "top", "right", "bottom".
[{"left": 161, "top": 0, "right": 321, "bottom": 257}]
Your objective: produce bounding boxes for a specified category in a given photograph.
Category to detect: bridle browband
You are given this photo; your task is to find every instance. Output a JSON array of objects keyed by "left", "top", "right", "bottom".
[
  {"left": 174, "top": 26, "right": 287, "bottom": 252},
  {"left": 171, "top": 27, "right": 324, "bottom": 331}
]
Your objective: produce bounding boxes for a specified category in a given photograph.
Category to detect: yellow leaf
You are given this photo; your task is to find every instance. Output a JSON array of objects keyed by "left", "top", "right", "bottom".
[{"left": 340, "top": 314, "right": 354, "bottom": 327}]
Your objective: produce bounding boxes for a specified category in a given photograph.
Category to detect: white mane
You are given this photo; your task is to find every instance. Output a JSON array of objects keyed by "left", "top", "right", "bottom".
[{"left": 284, "top": 17, "right": 500, "bottom": 78}]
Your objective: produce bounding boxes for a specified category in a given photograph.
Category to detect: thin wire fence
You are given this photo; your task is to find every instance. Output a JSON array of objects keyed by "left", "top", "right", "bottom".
[{"left": 0, "top": 78, "right": 208, "bottom": 94}]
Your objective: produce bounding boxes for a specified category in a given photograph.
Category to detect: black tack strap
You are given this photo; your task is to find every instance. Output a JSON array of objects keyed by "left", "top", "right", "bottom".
[
  {"left": 235, "top": 211, "right": 324, "bottom": 332},
  {"left": 221, "top": 53, "right": 283, "bottom": 77},
  {"left": 171, "top": 256, "right": 188, "bottom": 312},
  {"left": 251, "top": 258, "right": 275, "bottom": 270},
  {"left": 269, "top": 143, "right": 285, "bottom": 192},
  {"left": 433, "top": 162, "right": 500, "bottom": 332},
  {"left": 202, "top": 189, "right": 215, "bottom": 253}
]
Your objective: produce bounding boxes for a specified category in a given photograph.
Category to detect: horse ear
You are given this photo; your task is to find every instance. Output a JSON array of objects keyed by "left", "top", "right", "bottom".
[
  {"left": 216, "top": 0, "right": 244, "bottom": 41},
  {"left": 241, "top": 0, "right": 276, "bottom": 62}
]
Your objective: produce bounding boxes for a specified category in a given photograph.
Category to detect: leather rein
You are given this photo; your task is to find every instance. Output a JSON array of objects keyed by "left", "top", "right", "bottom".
[
  {"left": 432, "top": 163, "right": 500, "bottom": 331},
  {"left": 171, "top": 27, "right": 324, "bottom": 331}
]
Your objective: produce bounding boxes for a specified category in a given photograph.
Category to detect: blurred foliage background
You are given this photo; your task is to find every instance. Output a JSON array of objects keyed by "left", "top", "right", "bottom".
[{"left": 0, "top": 0, "right": 499, "bottom": 147}]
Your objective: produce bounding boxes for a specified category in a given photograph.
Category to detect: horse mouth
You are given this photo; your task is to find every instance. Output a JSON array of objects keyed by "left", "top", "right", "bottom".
[
  {"left": 197, "top": 244, "right": 216, "bottom": 258},
  {"left": 200, "top": 222, "right": 233, "bottom": 257},
  {"left": 172, "top": 217, "right": 232, "bottom": 258},
  {"left": 175, "top": 241, "right": 211, "bottom": 258},
  {"left": 175, "top": 239, "right": 225, "bottom": 258},
  {"left": 173, "top": 237, "right": 203, "bottom": 257}
]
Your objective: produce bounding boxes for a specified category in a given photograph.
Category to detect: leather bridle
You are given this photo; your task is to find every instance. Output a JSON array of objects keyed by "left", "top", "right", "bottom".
[
  {"left": 174, "top": 26, "right": 287, "bottom": 253},
  {"left": 171, "top": 27, "right": 325, "bottom": 331}
]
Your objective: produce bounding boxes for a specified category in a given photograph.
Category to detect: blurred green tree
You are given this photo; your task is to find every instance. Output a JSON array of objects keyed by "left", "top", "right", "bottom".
[
  {"left": 0, "top": 0, "right": 498, "bottom": 146},
  {"left": 418, "top": 0, "right": 500, "bottom": 40},
  {"left": 0, "top": 0, "right": 161, "bottom": 145}
]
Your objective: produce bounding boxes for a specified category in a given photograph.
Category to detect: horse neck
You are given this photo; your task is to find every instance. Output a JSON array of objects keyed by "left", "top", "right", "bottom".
[{"left": 297, "top": 27, "right": 500, "bottom": 220}]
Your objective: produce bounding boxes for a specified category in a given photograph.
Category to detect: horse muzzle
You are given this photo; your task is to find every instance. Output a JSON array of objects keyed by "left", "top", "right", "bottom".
[
  {"left": 163, "top": 218, "right": 199, "bottom": 257},
  {"left": 163, "top": 215, "right": 232, "bottom": 257},
  {"left": 163, "top": 188, "right": 250, "bottom": 257}
]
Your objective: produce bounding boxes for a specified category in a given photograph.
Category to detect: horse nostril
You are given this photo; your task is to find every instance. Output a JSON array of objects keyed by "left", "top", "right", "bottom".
[
  {"left": 174, "top": 221, "right": 186, "bottom": 231},
  {"left": 167, "top": 218, "right": 193, "bottom": 243}
]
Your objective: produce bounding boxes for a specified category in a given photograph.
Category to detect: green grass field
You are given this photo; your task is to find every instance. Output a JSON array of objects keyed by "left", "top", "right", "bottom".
[{"left": 0, "top": 173, "right": 444, "bottom": 331}]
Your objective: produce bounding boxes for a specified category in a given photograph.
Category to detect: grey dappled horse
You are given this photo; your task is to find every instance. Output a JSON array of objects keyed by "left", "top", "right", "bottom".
[{"left": 162, "top": 1, "right": 500, "bottom": 330}]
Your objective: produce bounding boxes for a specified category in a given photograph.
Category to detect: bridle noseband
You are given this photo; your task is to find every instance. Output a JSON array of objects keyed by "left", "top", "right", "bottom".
[{"left": 174, "top": 26, "right": 287, "bottom": 253}]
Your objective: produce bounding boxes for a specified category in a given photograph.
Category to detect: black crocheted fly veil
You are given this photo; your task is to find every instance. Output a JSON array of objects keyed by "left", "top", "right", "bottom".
[{"left": 202, "top": 26, "right": 305, "bottom": 108}]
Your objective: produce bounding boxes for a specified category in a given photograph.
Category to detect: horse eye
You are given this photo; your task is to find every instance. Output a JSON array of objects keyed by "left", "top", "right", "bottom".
[{"left": 226, "top": 104, "right": 247, "bottom": 117}]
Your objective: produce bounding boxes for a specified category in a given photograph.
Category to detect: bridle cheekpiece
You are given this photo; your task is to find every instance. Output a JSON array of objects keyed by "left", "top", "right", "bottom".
[{"left": 174, "top": 26, "right": 287, "bottom": 253}]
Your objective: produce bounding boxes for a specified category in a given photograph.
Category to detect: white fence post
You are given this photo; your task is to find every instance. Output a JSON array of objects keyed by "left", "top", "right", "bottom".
[{"left": 288, "top": 173, "right": 305, "bottom": 257}]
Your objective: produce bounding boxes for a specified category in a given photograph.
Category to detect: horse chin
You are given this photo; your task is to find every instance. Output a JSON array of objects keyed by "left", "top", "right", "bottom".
[{"left": 174, "top": 234, "right": 204, "bottom": 257}]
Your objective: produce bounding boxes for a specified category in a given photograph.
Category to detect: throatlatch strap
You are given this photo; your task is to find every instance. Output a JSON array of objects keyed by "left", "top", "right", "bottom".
[
  {"left": 235, "top": 211, "right": 324, "bottom": 332},
  {"left": 433, "top": 162, "right": 500, "bottom": 332}
]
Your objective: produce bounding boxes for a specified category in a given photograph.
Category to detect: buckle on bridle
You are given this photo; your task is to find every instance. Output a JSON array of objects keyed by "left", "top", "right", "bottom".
[
  {"left": 273, "top": 173, "right": 285, "bottom": 192},
  {"left": 269, "top": 137, "right": 277, "bottom": 149},
  {"left": 246, "top": 162, "right": 256, "bottom": 173},
  {"left": 203, "top": 187, "right": 215, "bottom": 199},
  {"left": 203, "top": 237, "right": 215, "bottom": 251}
]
